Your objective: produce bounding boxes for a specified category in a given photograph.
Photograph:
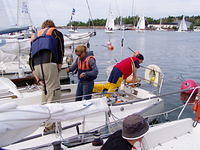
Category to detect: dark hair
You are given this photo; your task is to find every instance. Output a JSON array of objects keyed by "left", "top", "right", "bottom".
[
  {"left": 136, "top": 54, "right": 144, "bottom": 60},
  {"left": 41, "top": 20, "right": 56, "bottom": 29}
]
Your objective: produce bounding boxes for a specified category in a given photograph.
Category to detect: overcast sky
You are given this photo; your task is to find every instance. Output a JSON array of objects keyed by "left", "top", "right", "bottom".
[{"left": 2, "top": 0, "right": 200, "bottom": 26}]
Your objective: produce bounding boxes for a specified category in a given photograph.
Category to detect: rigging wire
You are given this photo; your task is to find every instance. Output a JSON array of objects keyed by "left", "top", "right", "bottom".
[
  {"left": 85, "top": 0, "right": 96, "bottom": 32},
  {"left": 131, "top": 0, "right": 136, "bottom": 26},
  {"left": 40, "top": 0, "right": 51, "bottom": 19}
]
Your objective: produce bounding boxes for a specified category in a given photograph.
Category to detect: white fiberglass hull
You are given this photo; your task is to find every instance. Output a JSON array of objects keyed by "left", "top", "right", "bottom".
[
  {"left": 67, "top": 118, "right": 198, "bottom": 150},
  {"left": 4, "top": 98, "right": 164, "bottom": 150},
  {"left": 0, "top": 78, "right": 164, "bottom": 149}
]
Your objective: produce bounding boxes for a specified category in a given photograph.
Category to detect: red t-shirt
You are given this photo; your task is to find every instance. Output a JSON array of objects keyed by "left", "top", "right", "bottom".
[{"left": 114, "top": 57, "right": 139, "bottom": 79}]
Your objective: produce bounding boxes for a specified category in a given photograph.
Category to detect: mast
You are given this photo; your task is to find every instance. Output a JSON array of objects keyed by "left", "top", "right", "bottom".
[
  {"left": 17, "top": 0, "right": 19, "bottom": 26},
  {"left": 131, "top": 0, "right": 136, "bottom": 27}
]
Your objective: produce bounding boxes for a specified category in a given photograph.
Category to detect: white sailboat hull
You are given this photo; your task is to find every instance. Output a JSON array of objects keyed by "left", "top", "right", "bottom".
[
  {"left": 3, "top": 97, "right": 164, "bottom": 149},
  {"left": 0, "top": 77, "right": 164, "bottom": 149},
  {"left": 68, "top": 118, "right": 198, "bottom": 150},
  {"left": 104, "top": 29, "right": 115, "bottom": 33}
]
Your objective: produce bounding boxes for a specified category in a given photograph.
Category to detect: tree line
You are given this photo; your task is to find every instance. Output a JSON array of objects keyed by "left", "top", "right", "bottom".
[{"left": 67, "top": 15, "right": 200, "bottom": 29}]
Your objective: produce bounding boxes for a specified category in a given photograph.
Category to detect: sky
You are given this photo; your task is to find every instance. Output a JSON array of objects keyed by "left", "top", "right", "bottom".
[{"left": 2, "top": 0, "right": 200, "bottom": 26}]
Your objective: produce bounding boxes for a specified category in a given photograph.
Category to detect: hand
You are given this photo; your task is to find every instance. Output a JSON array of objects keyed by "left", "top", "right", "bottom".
[
  {"left": 66, "top": 68, "right": 70, "bottom": 72},
  {"left": 37, "top": 79, "right": 44, "bottom": 86},
  {"left": 79, "top": 73, "right": 86, "bottom": 78},
  {"left": 32, "top": 71, "right": 40, "bottom": 82},
  {"left": 57, "top": 64, "right": 62, "bottom": 72}
]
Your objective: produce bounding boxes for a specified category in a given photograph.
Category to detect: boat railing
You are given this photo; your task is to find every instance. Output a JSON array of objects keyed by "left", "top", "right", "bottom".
[
  {"left": 177, "top": 86, "right": 200, "bottom": 120},
  {"left": 14, "top": 122, "right": 82, "bottom": 144}
]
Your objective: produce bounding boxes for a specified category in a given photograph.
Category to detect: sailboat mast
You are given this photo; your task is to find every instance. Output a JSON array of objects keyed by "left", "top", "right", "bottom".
[
  {"left": 131, "top": 0, "right": 135, "bottom": 17},
  {"left": 131, "top": 0, "right": 136, "bottom": 27},
  {"left": 17, "top": 0, "right": 19, "bottom": 26}
]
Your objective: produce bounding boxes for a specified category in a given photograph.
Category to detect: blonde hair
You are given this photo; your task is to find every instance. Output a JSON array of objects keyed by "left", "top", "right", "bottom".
[
  {"left": 75, "top": 45, "right": 87, "bottom": 53},
  {"left": 41, "top": 20, "right": 55, "bottom": 29}
]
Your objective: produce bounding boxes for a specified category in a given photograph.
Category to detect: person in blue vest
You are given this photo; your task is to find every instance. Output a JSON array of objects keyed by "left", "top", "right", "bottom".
[
  {"left": 29, "top": 20, "right": 64, "bottom": 133},
  {"left": 66, "top": 45, "right": 98, "bottom": 101}
]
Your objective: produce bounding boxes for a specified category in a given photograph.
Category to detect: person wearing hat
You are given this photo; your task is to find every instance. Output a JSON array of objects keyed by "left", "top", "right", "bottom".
[
  {"left": 101, "top": 114, "right": 149, "bottom": 150},
  {"left": 66, "top": 45, "right": 98, "bottom": 101},
  {"left": 93, "top": 52, "right": 144, "bottom": 97}
]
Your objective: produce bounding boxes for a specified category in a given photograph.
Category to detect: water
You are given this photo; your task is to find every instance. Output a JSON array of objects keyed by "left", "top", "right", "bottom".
[{"left": 64, "top": 29, "right": 200, "bottom": 120}]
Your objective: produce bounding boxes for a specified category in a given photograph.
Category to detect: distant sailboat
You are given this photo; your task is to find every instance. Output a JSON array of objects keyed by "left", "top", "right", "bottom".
[
  {"left": 68, "top": 8, "right": 78, "bottom": 33},
  {"left": 136, "top": 16, "right": 145, "bottom": 32},
  {"left": 156, "top": 19, "right": 165, "bottom": 31},
  {"left": 0, "top": 0, "right": 32, "bottom": 36},
  {"left": 68, "top": 25, "right": 78, "bottom": 33},
  {"left": 105, "top": 1, "right": 115, "bottom": 33},
  {"left": 178, "top": 16, "right": 188, "bottom": 32}
]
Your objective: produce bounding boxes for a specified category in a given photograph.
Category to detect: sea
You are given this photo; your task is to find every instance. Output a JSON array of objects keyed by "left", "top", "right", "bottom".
[{"left": 63, "top": 29, "right": 200, "bottom": 121}]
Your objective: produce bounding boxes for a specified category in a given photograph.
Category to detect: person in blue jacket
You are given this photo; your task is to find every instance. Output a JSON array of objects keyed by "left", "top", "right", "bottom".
[{"left": 66, "top": 45, "right": 98, "bottom": 101}]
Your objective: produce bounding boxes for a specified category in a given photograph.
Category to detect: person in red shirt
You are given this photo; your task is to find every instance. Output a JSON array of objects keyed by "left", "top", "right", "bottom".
[{"left": 93, "top": 52, "right": 144, "bottom": 97}]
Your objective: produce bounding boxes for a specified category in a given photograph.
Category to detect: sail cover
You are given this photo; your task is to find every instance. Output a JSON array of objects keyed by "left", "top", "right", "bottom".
[{"left": 0, "top": 98, "right": 108, "bottom": 147}]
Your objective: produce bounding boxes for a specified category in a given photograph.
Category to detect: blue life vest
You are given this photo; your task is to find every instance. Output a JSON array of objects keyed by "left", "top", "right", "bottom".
[{"left": 30, "top": 27, "right": 59, "bottom": 62}]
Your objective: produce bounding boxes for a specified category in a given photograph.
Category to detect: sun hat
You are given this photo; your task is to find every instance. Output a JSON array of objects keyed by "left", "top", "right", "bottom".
[{"left": 122, "top": 114, "right": 149, "bottom": 140}]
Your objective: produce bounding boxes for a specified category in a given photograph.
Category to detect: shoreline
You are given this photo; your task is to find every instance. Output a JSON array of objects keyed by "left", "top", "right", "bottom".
[{"left": 57, "top": 26, "right": 105, "bottom": 29}]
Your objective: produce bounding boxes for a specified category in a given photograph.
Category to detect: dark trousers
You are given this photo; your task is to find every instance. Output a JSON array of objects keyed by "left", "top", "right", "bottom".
[{"left": 75, "top": 81, "right": 94, "bottom": 101}]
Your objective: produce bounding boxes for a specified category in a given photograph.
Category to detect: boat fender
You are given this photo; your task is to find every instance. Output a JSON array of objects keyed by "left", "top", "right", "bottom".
[
  {"left": 180, "top": 80, "right": 198, "bottom": 103},
  {"left": 144, "top": 65, "right": 162, "bottom": 87},
  {"left": 180, "top": 80, "right": 198, "bottom": 94},
  {"left": 107, "top": 42, "right": 114, "bottom": 51}
]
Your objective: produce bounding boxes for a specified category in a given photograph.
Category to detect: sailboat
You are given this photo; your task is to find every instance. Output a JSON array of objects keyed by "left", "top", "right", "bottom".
[
  {"left": 0, "top": 0, "right": 32, "bottom": 37},
  {"left": 105, "top": 1, "right": 115, "bottom": 33},
  {"left": 0, "top": 1, "right": 95, "bottom": 76},
  {"left": 68, "top": 8, "right": 78, "bottom": 33},
  {"left": 0, "top": 0, "right": 33, "bottom": 76},
  {"left": 0, "top": 64, "right": 165, "bottom": 149},
  {"left": 136, "top": 16, "right": 145, "bottom": 32},
  {"left": 68, "top": 25, "right": 78, "bottom": 33},
  {"left": 156, "top": 19, "right": 165, "bottom": 31},
  {"left": 105, "top": 15, "right": 115, "bottom": 33},
  {"left": 178, "top": 16, "right": 188, "bottom": 32}
]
